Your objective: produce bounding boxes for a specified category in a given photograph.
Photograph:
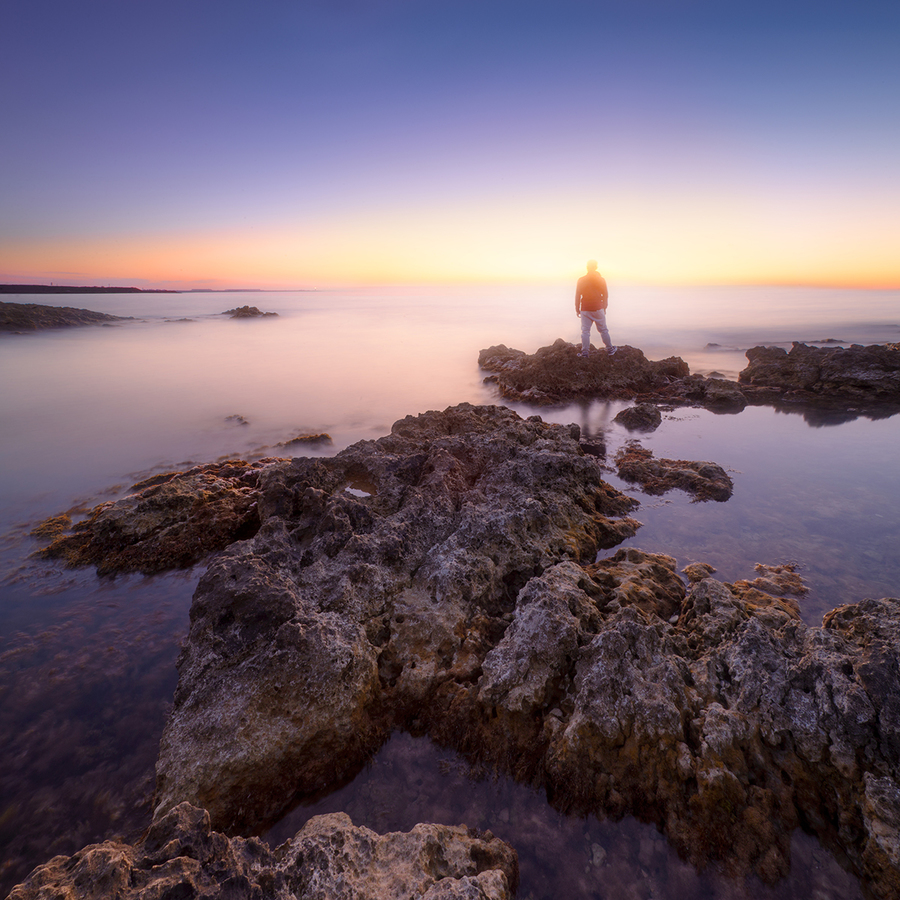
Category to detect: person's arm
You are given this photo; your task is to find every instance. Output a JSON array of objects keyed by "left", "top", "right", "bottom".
[{"left": 575, "top": 282, "right": 582, "bottom": 316}]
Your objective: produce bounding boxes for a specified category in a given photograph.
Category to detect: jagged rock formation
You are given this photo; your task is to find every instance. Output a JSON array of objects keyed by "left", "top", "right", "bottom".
[
  {"left": 478, "top": 340, "right": 689, "bottom": 404},
  {"left": 37, "top": 459, "right": 284, "bottom": 575},
  {"left": 739, "top": 342, "right": 900, "bottom": 405},
  {"left": 141, "top": 404, "right": 899, "bottom": 899},
  {"left": 0, "top": 299, "right": 128, "bottom": 331},
  {"left": 154, "top": 404, "right": 640, "bottom": 831},
  {"left": 8, "top": 803, "right": 518, "bottom": 900},
  {"left": 614, "top": 444, "right": 734, "bottom": 501},
  {"left": 478, "top": 340, "right": 900, "bottom": 416}
]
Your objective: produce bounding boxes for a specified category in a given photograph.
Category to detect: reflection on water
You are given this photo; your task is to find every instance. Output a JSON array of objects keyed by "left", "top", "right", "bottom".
[
  {"left": 1, "top": 287, "right": 898, "bottom": 896},
  {"left": 523, "top": 399, "right": 900, "bottom": 625},
  {"left": 265, "top": 731, "right": 863, "bottom": 900}
]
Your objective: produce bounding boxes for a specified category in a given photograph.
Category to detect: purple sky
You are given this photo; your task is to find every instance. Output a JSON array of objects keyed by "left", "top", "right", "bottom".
[{"left": 2, "top": 0, "right": 898, "bottom": 287}]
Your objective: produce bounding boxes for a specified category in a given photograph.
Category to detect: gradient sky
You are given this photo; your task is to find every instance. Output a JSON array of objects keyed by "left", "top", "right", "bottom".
[{"left": 2, "top": 0, "right": 898, "bottom": 288}]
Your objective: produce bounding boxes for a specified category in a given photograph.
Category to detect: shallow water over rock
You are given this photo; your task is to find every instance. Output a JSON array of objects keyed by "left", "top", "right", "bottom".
[{"left": 265, "top": 731, "right": 865, "bottom": 900}]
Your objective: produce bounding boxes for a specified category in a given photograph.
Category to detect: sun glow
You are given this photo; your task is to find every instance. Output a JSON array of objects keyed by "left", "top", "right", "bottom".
[{"left": 2, "top": 185, "right": 898, "bottom": 290}]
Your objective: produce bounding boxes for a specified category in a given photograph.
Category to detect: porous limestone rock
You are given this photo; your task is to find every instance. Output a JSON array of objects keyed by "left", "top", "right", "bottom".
[
  {"left": 479, "top": 340, "right": 689, "bottom": 405},
  {"left": 154, "top": 404, "right": 640, "bottom": 831},
  {"left": 8, "top": 802, "right": 518, "bottom": 900},
  {"left": 614, "top": 444, "right": 734, "bottom": 502},
  {"left": 479, "top": 340, "right": 900, "bottom": 416},
  {"left": 739, "top": 342, "right": 900, "bottom": 404},
  {"left": 37, "top": 459, "right": 283, "bottom": 575},
  {"left": 144, "top": 403, "right": 898, "bottom": 898}
]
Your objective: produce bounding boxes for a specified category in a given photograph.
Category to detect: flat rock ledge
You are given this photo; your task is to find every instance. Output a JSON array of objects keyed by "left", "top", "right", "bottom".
[
  {"left": 479, "top": 340, "right": 900, "bottom": 415},
  {"left": 8, "top": 802, "right": 518, "bottom": 900},
  {"left": 141, "top": 404, "right": 900, "bottom": 899}
]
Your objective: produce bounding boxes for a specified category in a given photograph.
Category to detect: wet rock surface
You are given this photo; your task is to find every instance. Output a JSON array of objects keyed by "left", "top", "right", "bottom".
[
  {"left": 8, "top": 802, "right": 518, "bottom": 900},
  {"left": 0, "top": 299, "right": 128, "bottom": 331},
  {"left": 136, "top": 403, "right": 900, "bottom": 899},
  {"left": 614, "top": 443, "right": 734, "bottom": 501},
  {"left": 36, "top": 459, "right": 284, "bottom": 575}
]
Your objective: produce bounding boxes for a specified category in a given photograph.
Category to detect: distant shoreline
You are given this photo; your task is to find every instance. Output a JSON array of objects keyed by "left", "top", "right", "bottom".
[
  {"left": 0, "top": 284, "right": 177, "bottom": 294},
  {"left": 0, "top": 285, "right": 287, "bottom": 295}
]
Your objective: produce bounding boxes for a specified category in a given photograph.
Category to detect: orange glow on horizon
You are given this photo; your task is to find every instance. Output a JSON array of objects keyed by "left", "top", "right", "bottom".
[{"left": 2, "top": 192, "right": 899, "bottom": 292}]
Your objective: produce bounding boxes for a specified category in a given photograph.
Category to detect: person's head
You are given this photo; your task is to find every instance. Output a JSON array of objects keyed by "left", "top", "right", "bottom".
[{"left": 586, "top": 259, "right": 598, "bottom": 272}]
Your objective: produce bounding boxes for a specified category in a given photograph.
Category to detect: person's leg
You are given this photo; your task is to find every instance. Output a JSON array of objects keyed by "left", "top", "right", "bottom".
[
  {"left": 580, "top": 312, "right": 593, "bottom": 353},
  {"left": 594, "top": 310, "right": 612, "bottom": 350}
]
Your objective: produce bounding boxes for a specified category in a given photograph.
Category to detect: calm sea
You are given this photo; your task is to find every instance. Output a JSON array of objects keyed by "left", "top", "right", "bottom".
[{"left": 1, "top": 284, "right": 898, "bottom": 898}]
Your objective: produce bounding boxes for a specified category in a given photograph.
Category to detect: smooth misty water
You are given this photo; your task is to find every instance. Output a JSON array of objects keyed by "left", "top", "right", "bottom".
[{"left": 1, "top": 285, "right": 898, "bottom": 897}]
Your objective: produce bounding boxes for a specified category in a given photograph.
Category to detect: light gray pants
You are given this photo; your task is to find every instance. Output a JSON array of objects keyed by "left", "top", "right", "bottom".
[{"left": 581, "top": 310, "right": 611, "bottom": 352}]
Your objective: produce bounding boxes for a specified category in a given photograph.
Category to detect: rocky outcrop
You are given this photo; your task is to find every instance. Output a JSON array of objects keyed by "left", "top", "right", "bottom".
[
  {"left": 614, "top": 444, "right": 734, "bottom": 501},
  {"left": 8, "top": 802, "right": 518, "bottom": 900},
  {"left": 479, "top": 340, "right": 900, "bottom": 416},
  {"left": 37, "top": 459, "right": 284, "bottom": 575},
  {"left": 280, "top": 432, "right": 334, "bottom": 448},
  {"left": 143, "top": 403, "right": 900, "bottom": 898},
  {"left": 479, "top": 340, "right": 689, "bottom": 405},
  {"left": 0, "top": 299, "right": 128, "bottom": 331},
  {"left": 153, "top": 403, "right": 640, "bottom": 831},
  {"left": 690, "top": 376, "right": 747, "bottom": 412},
  {"left": 478, "top": 341, "right": 744, "bottom": 413},
  {"left": 223, "top": 305, "right": 278, "bottom": 318},
  {"left": 613, "top": 403, "right": 662, "bottom": 431},
  {"left": 739, "top": 342, "right": 900, "bottom": 405}
]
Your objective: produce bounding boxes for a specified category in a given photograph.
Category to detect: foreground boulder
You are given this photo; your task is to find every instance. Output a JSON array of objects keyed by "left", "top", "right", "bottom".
[
  {"left": 154, "top": 404, "right": 640, "bottom": 831},
  {"left": 9, "top": 802, "right": 518, "bottom": 900},
  {"left": 739, "top": 342, "right": 900, "bottom": 406},
  {"left": 148, "top": 404, "right": 899, "bottom": 898},
  {"left": 37, "top": 459, "right": 283, "bottom": 575}
]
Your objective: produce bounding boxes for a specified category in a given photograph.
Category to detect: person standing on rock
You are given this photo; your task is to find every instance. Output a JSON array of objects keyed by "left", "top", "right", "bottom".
[{"left": 575, "top": 260, "right": 617, "bottom": 358}]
